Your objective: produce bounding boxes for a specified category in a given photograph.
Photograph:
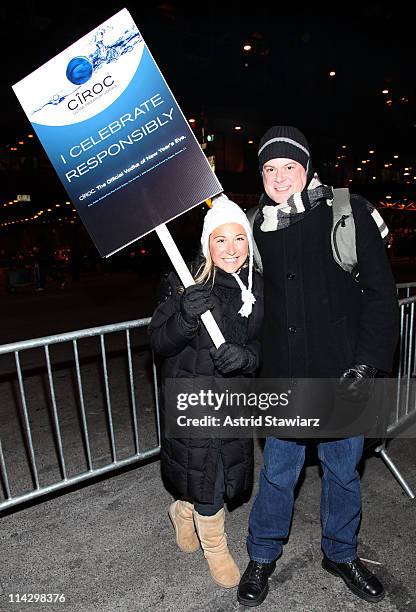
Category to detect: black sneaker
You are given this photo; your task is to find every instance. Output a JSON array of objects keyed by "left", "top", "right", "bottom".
[
  {"left": 322, "top": 556, "right": 385, "bottom": 602},
  {"left": 237, "top": 560, "right": 276, "bottom": 607}
]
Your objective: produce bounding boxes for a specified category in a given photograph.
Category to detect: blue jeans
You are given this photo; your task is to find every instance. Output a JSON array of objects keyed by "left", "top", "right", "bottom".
[{"left": 247, "top": 436, "right": 364, "bottom": 563}]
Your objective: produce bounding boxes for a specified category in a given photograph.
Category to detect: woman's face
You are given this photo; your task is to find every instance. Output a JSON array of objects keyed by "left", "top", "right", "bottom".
[{"left": 209, "top": 223, "right": 249, "bottom": 273}]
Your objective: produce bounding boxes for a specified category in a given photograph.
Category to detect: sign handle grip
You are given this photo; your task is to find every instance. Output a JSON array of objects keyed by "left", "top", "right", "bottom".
[{"left": 155, "top": 223, "right": 225, "bottom": 348}]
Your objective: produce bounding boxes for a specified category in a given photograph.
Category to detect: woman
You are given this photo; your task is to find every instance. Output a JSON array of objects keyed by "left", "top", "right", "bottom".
[{"left": 149, "top": 194, "right": 263, "bottom": 588}]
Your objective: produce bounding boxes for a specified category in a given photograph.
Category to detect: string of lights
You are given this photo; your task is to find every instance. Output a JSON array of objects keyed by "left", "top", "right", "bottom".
[{"left": 1, "top": 88, "right": 415, "bottom": 226}]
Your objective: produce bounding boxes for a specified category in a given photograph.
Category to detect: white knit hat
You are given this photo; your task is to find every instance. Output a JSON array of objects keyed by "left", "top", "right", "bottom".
[{"left": 200, "top": 193, "right": 255, "bottom": 317}]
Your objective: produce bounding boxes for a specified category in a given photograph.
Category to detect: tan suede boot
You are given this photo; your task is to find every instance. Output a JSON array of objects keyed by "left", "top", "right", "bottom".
[
  {"left": 193, "top": 508, "right": 241, "bottom": 588},
  {"left": 168, "top": 500, "right": 200, "bottom": 553}
]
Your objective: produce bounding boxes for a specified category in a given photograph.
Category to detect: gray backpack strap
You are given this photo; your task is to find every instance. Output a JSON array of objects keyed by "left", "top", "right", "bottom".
[
  {"left": 246, "top": 206, "right": 263, "bottom": 275},
  {"left": 331, "top": 187, "right": 358, "bottom": 279}
]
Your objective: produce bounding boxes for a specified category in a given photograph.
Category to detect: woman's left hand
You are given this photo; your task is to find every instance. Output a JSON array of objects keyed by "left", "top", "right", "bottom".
[{"left": 210, "top": 342, "right": 257, "bottom": 374}]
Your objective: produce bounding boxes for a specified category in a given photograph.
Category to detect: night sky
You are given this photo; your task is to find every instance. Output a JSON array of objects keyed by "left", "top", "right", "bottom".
[{"left": 1, "top": 1, "right": 414, "bottom": 165}]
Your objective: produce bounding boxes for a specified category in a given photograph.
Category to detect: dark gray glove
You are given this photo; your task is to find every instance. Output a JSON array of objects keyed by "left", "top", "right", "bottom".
[
  {"left": 338, "top": 363, "right": 378, "bottom": 403},
  {"left": 210, "top": 342, "right": 257, "bottom": 374},
  {"left": 179, "top": 284, "right": 214, "bottom": 328}
]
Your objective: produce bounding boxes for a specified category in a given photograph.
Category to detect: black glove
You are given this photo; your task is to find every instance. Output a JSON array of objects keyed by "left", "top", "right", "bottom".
[
  {"left": 179, "top": 284, "right": 214, "bottom": 328},
  {"left": 210, "top": 342, "right": 257, "bottom": 374},
  {"left": 338, "top": 363, "right": 378, "bottom": 403}
]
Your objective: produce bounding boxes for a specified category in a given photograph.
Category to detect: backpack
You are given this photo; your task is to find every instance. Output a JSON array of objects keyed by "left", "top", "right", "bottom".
[
  {"left": 247, "top": 188, "right": 364, "bottom": 281},
  {"left": 330, "top": 187, "right": 360, "bottom": 279}
]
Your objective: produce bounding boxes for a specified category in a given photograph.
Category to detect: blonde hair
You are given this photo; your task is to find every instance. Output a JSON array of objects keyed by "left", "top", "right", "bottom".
[{"left": 194, "top": 250, "right": 216, "bottom": 285}]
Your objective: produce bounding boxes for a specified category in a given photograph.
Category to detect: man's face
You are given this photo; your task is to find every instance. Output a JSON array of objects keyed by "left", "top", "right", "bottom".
[{"left": 262, "top": 158, "right": 307, "bottom": 204}]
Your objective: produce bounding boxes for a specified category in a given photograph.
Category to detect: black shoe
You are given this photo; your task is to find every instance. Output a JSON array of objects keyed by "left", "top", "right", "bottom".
[
  {"left": 322, "top": 556, "right": 385, "bottom": 603},
  {"left": 237, "top": 560, "right": 276, "bottom": 607}
]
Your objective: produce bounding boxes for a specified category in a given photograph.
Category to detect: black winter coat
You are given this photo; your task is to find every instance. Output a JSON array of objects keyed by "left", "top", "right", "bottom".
[
  {"left": 253, "top": 195, "right": 399, "bottom": 378},
  {"left": 149, "top": 267, "right": 263, "bottom": 504}
]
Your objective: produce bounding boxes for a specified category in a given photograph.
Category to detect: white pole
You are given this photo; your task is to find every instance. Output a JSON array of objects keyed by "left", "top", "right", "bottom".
[{"left": 155, "top": 223, "right": 225, "bottom": 348}]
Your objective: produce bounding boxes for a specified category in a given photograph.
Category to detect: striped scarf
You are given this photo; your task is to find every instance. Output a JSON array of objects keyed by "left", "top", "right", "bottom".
[
  {"left": 367, "top": 207, "right": 389, "bottom": 242},
  {"left": 260, "top": 178, "right": 333, "bottom": 231},
  {"left": 259, "top": 177, "right": 389, "bottom": 243}
]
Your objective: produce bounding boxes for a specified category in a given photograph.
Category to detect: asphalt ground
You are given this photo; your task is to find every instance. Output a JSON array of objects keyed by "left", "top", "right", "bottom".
[{"left": 0, "top": 438, "right": 415, "bottom": 611}]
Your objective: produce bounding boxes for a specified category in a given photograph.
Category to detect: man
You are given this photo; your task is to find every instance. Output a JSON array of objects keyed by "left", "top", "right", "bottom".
[{"left": 237, "top": 126, "right": 399, "bottom": 606}]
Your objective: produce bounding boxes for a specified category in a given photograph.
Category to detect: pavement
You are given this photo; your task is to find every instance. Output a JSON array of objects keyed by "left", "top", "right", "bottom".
[
  {"left": 0, "top": 438, "right": 415, "bottom": 611},
  {"left": 0, "top": 270, "right": 415, "bottom": 612}
]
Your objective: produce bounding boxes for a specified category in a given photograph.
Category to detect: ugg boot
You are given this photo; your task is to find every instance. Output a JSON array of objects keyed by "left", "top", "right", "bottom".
[
  {"left": 168, "top": 500, "right": 200, "bottom": 553},
  {"left": 193, "top": 507, "right": 240, "bottom": 588}
]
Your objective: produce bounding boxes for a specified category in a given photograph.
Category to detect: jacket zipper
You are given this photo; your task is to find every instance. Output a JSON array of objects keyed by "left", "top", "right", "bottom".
[{"left": 333, "top": 214, "right": 349, "bottom": 261}]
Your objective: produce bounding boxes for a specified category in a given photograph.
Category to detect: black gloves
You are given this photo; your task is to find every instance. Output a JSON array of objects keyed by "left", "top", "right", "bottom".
[
  {"left": 210, "top": 342, "right": 257, "bottom": 374},
  {"left": 338, "top": 363, "right": 379, "bottom": 403},
  {"left": 179, "top": 284, "right": 214, "bottom": 328}
]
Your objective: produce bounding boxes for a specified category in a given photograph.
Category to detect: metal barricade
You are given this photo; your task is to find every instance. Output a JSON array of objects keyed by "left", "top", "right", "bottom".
[
  {"left": 1, "top": 293, "right": 415, "bottom": 511},
  {"left": 388, "top": 295, "right": 416, "bottom": 436},
  {"left": 0, "top": 319, "right": 160, "bottom": 511},
  {"left": 374, "top": 294, "right": 416, "bottom": 498},
  {"left": 396, "top": 281, "right": 416, "bottom": 300}
]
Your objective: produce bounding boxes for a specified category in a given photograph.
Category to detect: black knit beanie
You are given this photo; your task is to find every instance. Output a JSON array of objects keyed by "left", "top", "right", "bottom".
[{"left": 258, "top": 126, "right": 313, "bottom": 180}]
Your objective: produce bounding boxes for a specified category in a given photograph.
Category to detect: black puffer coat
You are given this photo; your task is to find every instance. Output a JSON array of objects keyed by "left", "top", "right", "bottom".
[{"left": 149, "top": 267, "right": 263, "bottom": 504}]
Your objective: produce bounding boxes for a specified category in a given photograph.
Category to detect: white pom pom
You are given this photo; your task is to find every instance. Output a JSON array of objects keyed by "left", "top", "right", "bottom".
[{"left": 238, "top": 290, "right": 256, "bottom": 317}]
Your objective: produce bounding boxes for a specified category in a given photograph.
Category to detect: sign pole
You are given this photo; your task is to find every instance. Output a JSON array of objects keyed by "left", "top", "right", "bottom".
[{"left": 155, "top": 223, "right": 225, "bottom": 348}]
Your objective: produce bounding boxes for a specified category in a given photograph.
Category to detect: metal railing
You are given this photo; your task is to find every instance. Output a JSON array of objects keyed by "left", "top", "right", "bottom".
[
  {"left": 0, "top": 318, "right": 160, "bottom": 511},
  {"left": 1, "top": 286, "right": 415, "bottom": 511},
  {"left": 374, "top": 292, "right": 416, "bottom": 498},
  {"left": 392, "top": 296, "right": 416, "bottom": 418},
  {"left": 396, "top": 281, "right": 416, "bottom": 300}
]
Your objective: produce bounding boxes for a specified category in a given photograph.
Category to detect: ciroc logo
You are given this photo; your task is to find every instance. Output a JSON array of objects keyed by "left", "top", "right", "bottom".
[{"left": 66, "top": 56, "right": 93, "bottom": 85}]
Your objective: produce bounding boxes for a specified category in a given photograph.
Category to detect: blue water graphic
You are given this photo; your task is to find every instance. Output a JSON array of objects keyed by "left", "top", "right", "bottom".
[
  {"left": 66, "top": 56, "right": 93, "bottom": 85},
  {"left": 32, "top": 25, "right": 142, "bottom": 115}
]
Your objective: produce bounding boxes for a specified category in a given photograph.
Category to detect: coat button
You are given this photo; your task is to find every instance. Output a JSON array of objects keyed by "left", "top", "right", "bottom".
[
  {"left": 286, "top": 273, "right": 296, "bottom": 280},
  {"left": 288, "top": 326, "right": 297, "bottom": 333}
]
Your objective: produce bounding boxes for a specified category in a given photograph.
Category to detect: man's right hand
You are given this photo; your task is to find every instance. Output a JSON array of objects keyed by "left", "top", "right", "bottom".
[
  {"left": 179, "top": 284, "right": 214, "bottom": 327},
  {"left": 338, "top": 363, "right": 378, "bottom": 403}
]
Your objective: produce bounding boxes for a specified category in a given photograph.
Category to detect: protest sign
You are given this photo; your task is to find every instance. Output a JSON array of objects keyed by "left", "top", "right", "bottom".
[
  {"left": 13, "top": 8, "right": 225, "bottom": 346},
  {"left": 12, "top": 8, "right": 222, "bottom": 257}
]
